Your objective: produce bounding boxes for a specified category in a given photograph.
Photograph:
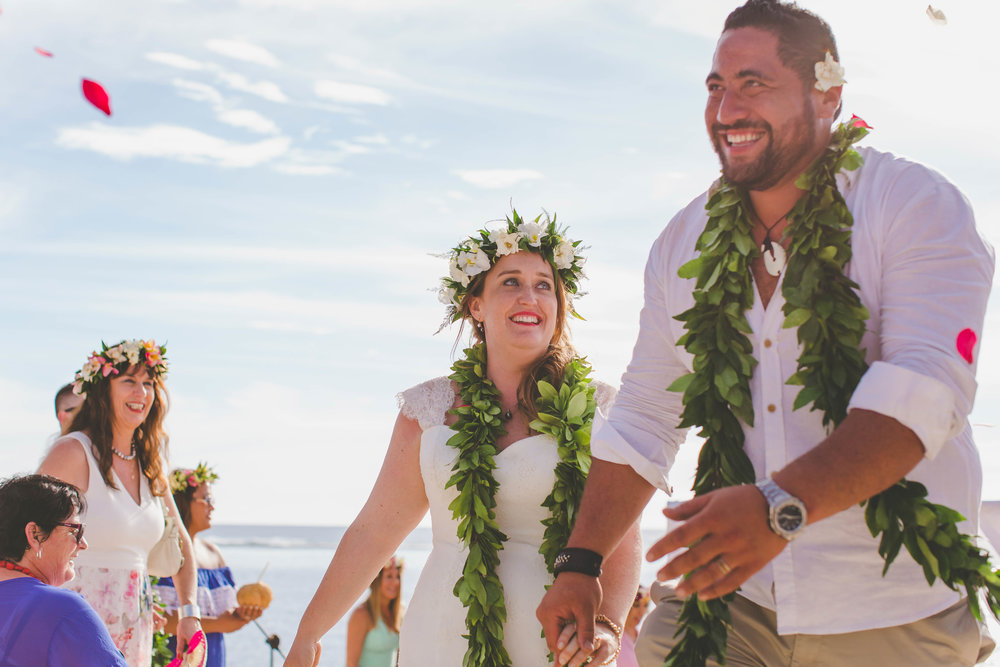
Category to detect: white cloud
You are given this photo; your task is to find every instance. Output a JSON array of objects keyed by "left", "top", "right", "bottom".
[
  {"left": 205, "top": 39, "right": 280, "bottom": 68},
  {"left": 453, "top": 168, "right": 543, "bottom": 189},
  {"left": 331, "top": 140, "right": 371, "bottom": 156},
  {"left": 215, "top": 70, "right": 288, "bottom": 103},
  {"left": 326, "top": 53, "right": 403, "bottom": 81},
  {"left": 272, "top": 163, "right": 345, "bottom": 176},
  {"left": 401, "top": 134, "right": 434, "bottom": 150},
  {"left": 217, "top": 109, "right": 280, "bottom": 135},
  {"left": 314, "top": 80, "right": 391, "bottom": 106},
  {"left": 173, "top": 79, "right": 225, "bottom": 106},
  {"left": 55, "top": 123, "right": 291, "bottom": 168},
  {"left": 147, "top": 51, "right": 206, "bottom": 71},
  {"left": 356, "top": 133, "right": 389, "bottom": 145}
]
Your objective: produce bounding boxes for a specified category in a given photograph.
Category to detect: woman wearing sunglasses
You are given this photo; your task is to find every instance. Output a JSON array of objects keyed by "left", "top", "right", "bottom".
[{"left": 0, "top": 474, "right": 128, "bottom": 666}]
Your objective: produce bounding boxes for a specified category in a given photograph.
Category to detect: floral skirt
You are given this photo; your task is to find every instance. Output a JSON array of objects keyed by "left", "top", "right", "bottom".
[{"left": 65, "top": 565, "right": 154, "bottom": 667}]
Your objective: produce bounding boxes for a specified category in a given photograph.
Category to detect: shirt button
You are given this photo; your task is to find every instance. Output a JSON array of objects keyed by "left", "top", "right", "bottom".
[
  {"left": 767, "top": 404, "right": 777, "bottom": 413},
  {"left": 764, "top": 339, "right": 773, "bottom": 348}
]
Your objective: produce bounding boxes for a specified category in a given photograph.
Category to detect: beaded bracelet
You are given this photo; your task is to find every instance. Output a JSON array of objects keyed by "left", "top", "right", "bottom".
[{"left": 595, "top": 614, "right": 622, "bottom": 666}]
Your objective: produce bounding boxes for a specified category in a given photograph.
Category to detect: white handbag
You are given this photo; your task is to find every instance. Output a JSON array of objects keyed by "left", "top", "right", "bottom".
[{"left": 148, "top": 497, "right": 184, "bottom": 578}]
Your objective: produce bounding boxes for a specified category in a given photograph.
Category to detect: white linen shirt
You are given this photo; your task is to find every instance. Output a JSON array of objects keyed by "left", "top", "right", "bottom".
[{"left": 593, "top": 146, "right": 995, "bottom": 634}]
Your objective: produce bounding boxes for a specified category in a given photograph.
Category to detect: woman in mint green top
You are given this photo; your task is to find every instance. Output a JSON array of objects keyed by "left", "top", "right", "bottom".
[{"left": 347, "top": 557, "right": 403, "bottom": 667}]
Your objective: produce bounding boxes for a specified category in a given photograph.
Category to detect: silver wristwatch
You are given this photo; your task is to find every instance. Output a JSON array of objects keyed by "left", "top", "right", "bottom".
[{"left": 755, "top": 478, "right": 807, "bottom": 540}]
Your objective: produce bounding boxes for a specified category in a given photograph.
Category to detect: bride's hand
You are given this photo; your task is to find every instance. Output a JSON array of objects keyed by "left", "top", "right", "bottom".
[{"left": 554, "top": 621, "right": 619, "bottom": 667}]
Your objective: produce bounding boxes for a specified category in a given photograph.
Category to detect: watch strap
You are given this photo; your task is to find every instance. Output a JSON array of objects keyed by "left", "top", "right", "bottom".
[{"left": 553, "top": 547, "right": 603, "bottom": 577}]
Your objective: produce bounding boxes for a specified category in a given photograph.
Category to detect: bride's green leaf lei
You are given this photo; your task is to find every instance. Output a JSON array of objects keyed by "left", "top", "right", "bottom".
[
  {"left": 446, "top": 343, "right": 596, "bottom": 667},
  {"left": 665, "top": 120, "right": 1000, "bottom": 666}
]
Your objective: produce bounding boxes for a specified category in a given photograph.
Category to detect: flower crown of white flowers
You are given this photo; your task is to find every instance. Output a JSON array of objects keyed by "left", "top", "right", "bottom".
[
  {"left": 170, "top": 463, "right": 218, "bottom": 495},
  {"left": 436, "top": 209, "right": 587, "bottom": 330},
  {"left": 814, "top": 50, "right": 846, "bottom": 92},
  {"left": 73, "top": 339, "right": 168, "bottom": 397}
]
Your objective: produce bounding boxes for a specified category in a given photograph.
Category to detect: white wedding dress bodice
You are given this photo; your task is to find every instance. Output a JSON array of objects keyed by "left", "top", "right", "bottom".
[{"left": 396, "top": 376, "right": 615, "bottom": 667}]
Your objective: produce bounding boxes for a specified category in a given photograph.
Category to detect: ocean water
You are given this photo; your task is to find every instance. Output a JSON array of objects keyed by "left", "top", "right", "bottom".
[{"left": 203, "top": 524, "right": 1000, "bottom": 667}]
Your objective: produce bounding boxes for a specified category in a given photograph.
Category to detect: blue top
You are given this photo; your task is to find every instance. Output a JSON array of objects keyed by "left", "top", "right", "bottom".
[
  {"left": 157, "top": 566, "right": 237, "bottom": 667},
  {"left": 0, "top": 577, "right": 128, "bottom": 666},
  {"left": 359, "top": 616, "right": 399, "bottom": 667}
]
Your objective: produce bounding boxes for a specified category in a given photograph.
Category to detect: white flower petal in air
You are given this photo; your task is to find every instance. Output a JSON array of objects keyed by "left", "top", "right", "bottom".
[
  {"left": 926, "top": 5, "right": 947, "bottom": 25},
  {"left": 517, "top": 222, "right": 545, "bottom": 247},
  {"left": 814, "top": 51, "right": 846, "bottom": 92}
]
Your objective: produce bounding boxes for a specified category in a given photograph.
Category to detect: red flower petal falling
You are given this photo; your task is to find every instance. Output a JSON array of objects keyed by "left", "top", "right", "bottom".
[
  {"left": 850, "top": 114, "right": 873, "bottom": 130},
  {"left": 81, "top": 78, "right": 111, "bottom": 116},
  {"left": 957, "top": 328, "right": 977, "bottom": 364},
  {"left": 34, "top": 47, "right": 54, "bottom": 57}
]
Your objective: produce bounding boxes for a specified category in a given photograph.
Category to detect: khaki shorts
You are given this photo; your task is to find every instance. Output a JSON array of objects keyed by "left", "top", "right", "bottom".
[{"left": 635, "top": 581, "right": 994, "bottom": 667}]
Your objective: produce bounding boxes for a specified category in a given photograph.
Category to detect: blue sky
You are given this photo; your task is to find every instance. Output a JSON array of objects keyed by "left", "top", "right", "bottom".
[{"left": 1, "top": 0, "right": 998, "bottom": 526}]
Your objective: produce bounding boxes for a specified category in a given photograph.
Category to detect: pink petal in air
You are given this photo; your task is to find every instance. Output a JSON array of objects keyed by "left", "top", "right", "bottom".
[
  {"left": 957, "top": 328, "right": 977, "bottom": 364},
  {"left": 35, "top": 47, "right": 54, "bottom": 57},
  {"left": 81, "top": 78, "right": 111, "bottom": 116}
]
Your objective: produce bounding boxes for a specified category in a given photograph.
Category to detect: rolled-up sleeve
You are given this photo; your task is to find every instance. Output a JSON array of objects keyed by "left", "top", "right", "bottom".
[
  {"left": 592, "top": 215, "right": 696, "bottom": 491},
  {"left": 848, "top": 163, "right": 994, "bottom": 459}
]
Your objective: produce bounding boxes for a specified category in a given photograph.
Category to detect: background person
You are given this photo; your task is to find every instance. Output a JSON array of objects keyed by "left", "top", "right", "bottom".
[
  {"left": 0, "top": 474, "right": 128, "bottom": 666},
  {"left": 617, "top": 585, "right": 649, "bottom": 667},
  {"left": 38, "top": 339, "right": 202, "bottom": 666},
  {"left": 54, "top": 382, "right": 83, "bottom": 436},
  {"left": 346, "top": 557, "right": 403, "bottom": 667},
  {"left": 285, "top": 211, "right": 641, "bottom": 667},
  {"left": 154, "top": 463, "right": 264, "bottom": 667}
]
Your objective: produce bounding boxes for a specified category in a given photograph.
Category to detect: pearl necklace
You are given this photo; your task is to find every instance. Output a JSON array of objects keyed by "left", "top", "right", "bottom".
[{"left": 111, "top": 444, "right": 137, "bottom": 461}]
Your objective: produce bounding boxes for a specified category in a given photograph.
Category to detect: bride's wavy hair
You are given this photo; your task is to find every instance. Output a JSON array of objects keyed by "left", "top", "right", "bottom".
[
  {"left": 68, "top": 366, "right": 170, "bottom": 497},
  {"left": 457, "top": 251, "right": 577, "bottom": 421}
]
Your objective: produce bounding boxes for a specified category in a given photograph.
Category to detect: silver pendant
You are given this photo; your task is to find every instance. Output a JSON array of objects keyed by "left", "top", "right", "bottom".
[{"left": 761, "top": 242, "right": 786, "bottom": 277}]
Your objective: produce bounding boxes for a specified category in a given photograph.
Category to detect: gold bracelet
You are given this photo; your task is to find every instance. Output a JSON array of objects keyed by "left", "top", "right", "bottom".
[{"left": 595, "top": 614, "right": 622, "bottom": 666}]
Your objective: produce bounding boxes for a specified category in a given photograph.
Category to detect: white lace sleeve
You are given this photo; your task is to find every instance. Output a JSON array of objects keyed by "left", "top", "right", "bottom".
[
  {"left": 592, "top": 381, "right": 617, "bottom": 415},
  {"left": 396, "top": 377, "right": 456, "bottom": 430}
]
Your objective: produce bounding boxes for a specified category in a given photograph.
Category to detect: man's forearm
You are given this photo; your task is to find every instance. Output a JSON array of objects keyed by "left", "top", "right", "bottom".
[
  {"left": 774, "top": 408, "right": 925, "bottom": 524},
  {"left": 567, "top": 459, "right": 656, "bottom": 556}
]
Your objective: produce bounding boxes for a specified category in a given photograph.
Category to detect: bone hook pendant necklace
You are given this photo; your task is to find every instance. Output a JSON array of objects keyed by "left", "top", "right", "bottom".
[{"left": 755, "top": 204, "right": 797, "bottom": 277}]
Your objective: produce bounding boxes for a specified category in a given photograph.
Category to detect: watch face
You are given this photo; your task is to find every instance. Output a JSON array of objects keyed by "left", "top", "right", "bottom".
[{"left": 777, "top": 505, "right": 804, "bottom": 532}]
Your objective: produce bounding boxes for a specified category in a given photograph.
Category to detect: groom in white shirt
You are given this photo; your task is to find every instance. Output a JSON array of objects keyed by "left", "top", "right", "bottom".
[{"left": 537, "top": 0, "right": 995, "bottom": 664}]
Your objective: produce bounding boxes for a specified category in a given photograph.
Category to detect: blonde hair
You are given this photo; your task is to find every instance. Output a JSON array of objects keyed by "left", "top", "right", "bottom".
[{"left": 365, "top": 557, "right": 404, "bottom": 633}]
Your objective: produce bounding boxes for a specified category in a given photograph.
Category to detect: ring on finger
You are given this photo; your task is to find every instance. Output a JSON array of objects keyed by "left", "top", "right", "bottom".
[{"left": 714, "top": 556, "right": 732, "bottom": 576}]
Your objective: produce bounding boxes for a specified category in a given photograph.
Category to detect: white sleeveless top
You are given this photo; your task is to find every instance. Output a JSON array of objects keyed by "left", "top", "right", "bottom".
[{"left": 65, "top": 432, "right": 164, "bottom": 570}]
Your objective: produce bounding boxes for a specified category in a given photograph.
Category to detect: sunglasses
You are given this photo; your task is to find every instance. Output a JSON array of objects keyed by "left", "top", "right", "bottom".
[{"left": 56, "top": 522, "right": 85, "bottom": 545}]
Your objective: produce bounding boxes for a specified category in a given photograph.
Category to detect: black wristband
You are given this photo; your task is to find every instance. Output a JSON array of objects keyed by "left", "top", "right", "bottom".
[{"left": 553, "top": 547, "right": 603, "bottom": 577}]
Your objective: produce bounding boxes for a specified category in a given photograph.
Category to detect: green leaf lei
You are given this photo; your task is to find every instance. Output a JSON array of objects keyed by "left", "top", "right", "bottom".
[
  {"left": 446, "top": 343, "right": 597, "bottom": 667},
  {"left": 665, "top": 120, "right": 1000, "bottom": 666}
]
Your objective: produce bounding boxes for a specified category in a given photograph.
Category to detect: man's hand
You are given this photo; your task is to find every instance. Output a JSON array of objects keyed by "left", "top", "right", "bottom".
[
  {"left": 648, "top": 484, "right": 787, "bottom": 599},
  {"left": 537, "top": 572, "right": 603, "bottom": 658},
  {"left": 284, "top": 639, "right": 322, "bottom": 667}
]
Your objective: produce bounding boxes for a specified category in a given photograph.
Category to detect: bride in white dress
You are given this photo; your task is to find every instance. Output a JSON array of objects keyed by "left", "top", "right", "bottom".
[{"left": 285, "top": 211, "right": 641, "bottom": 667}]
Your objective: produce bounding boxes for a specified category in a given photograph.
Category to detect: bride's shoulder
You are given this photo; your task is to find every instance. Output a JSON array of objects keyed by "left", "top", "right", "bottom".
[{"left": 396, "top": 376, "right": 456, "bottom": 430}]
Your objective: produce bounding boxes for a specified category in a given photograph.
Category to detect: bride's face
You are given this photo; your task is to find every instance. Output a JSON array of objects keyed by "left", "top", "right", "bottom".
[{"left": 468, "top": 252, "right": 559, "bottom": 358}]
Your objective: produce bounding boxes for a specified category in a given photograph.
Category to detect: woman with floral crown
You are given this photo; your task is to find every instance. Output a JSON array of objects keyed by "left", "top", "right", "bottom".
[
  {"left": 38, "top": 340, "right": 203, "bottom": 667},
  {"left": 285, "top": 210, "right": 641, "bottom": 667}
]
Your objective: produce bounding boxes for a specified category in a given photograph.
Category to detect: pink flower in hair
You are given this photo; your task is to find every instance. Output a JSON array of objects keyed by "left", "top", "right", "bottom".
[{"left": 188, "top": 475, "right": 198, "bottom": 488}]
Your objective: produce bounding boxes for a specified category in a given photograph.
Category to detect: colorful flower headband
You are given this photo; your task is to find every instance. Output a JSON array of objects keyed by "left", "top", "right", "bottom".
[
  {"left": 385, "top": 555, "right": 404, "bottom": 571},
  {"left": 814, "top": 51, "right": 846, "bottom": 92},
  {"left": 437, "top": 209, "right": 587, "bottom": 330},
  {"left": 170, "top": 463, "right": 219, "bottom": 495},
  {"left": 73, "top": 339, "right": 168, "bottom": 397}
]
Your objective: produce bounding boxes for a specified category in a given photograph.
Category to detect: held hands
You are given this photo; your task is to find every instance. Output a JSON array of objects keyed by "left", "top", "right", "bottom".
[
  {"left": 536, "top": 572, "right": 603, "bottom": 659},
  {"left": 649, "top": 485, "right": 786, "bottom": 599},
  {"left": 283, "top": 639, "right": 322, "bottom": 667},
  {"left": 554, "top": 621, "right": 619, "bottom": 667}
]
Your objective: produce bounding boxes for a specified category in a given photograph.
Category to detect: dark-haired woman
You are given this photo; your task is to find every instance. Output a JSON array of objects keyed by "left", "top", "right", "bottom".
[
  {"left": 286, "top": 212, "right": 641, "bottom": 667},
  {"left": 346, "top": 557, "right": 403, "bottom": 667},
  {"left": 38, "top": 340, "right": 201, "bottom": 666},
  {"left": 0, "top": 474, "right": 128, "bottom": 666}
]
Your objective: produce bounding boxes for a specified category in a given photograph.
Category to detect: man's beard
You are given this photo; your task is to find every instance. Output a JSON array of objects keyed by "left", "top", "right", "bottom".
[{"left": 711, "top": 105, "right": 817, "bottom": 191}]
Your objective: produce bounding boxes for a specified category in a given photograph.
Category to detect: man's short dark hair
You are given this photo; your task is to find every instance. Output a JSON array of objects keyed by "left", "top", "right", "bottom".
[
  {"left": 724, "top": 0, "right": 839, "bottom": 90},
  {"left": 54, "top": 383, "right": 76, "bottom": 414}
]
